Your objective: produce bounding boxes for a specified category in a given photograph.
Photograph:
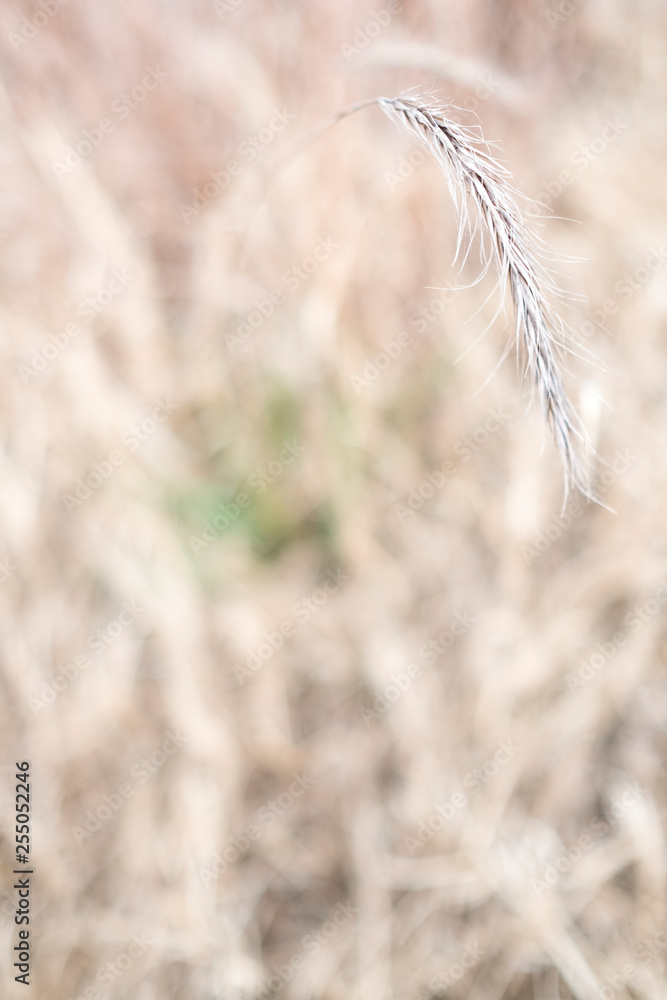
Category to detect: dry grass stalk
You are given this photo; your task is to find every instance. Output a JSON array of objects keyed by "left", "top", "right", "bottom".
[{"left": 335, "top": 94, "right": 592, "bottom": 497}]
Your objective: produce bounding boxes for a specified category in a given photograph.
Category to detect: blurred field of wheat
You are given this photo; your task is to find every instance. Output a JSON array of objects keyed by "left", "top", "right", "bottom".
[{"left": 1, "top": 1, "right": 667, "bottom": 998}]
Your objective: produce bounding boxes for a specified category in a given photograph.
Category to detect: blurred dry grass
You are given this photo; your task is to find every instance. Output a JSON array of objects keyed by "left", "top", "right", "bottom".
[{"left": 1, "top": 1, "right": 667, "bottom": 998}]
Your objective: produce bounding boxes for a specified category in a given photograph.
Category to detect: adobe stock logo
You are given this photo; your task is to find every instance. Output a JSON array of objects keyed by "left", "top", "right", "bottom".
[
  {"left": 544, "top": 0, "right": 585, "bottom": 28},
  {"left": 234, "top": 569, "right": 348, "bottom": 684},
  {"left": 361, "top": 612, "right": 476, "bottom": 725},
  {"left": 566, "top": 579, "right": 667, "bottom": 693},
  {"left": 71, "top": 731, "right": 189, "bottom": 846},
  {"left": 393, "top": 407, "right": 510, "bottom": 523},
  {"left": 178, "top": 108, "right": 296, "bottom": 223},
  {"left": 226, "top": 237, "right": 339, "bottom": 353},
  {"left": 214, "top": 0, "right": 244, "bottom": 17},
  {"left": 404, "top": 740, "right": 520, "bottom": 855},
  {"left": 521, "top": 449, "right": 637, "bottom": 562},
  {"left": 52, "top": 68, "right": 168, "bottom": 179},
  {"left": 425, "top": 944, "right": 485, "bottom": 997},
  {"left": 256, "top": 901, "right": 358, "bottom": 998},
  {"left": 537, "top": 118, "right": 628, "bottom": 210},
  {"left": 340, "top": 1, "right": 403, "bottom": 63},
  {"left": 531, "top": 782, "right": 646, "bottom": 895},
  {"left": 188, "top": 439, "right": 305, "bottom": 554},
  {"left": 198, "top": 773, "right": 317, "bottom": 888},
  {"left": 8, "top": 0, "right": 70, "bottom": 51}
]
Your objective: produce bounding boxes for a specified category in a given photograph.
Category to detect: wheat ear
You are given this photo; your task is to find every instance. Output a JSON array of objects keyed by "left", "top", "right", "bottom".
[
  {"left": 279, "top": 93, "right": 592, "bottom": 495},
  {"left": 374, "top": 95, "right": 592, "bottom": 496}
]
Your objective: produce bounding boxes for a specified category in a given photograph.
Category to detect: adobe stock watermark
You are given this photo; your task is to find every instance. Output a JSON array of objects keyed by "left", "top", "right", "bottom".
[
  {"left": 589, "top": 965, "right": 636, "bottom": 1000},
  {"left": 588, "top": 928, "right": 667, "bottom": 1000},
  {"left": 214, "top": 0, "right": 243, "bottom": 18},
  {"left": 635, "top": 928, "right": 667, "bottom": 965},
  {"left": 404, "top": 740, "right": 521, "bottom": 855},
  {"left": 28, "top": 600, "right": 145, "bottom": 713},
  {"left": 71, "top": 731, "right": 189, "bottom": 846},
  {"left": 226, "top": 236, "right": 340, "bottom": 353},
  {"left": 577, "top": 247, "right": 667, "bottom": 342},
  {"left": 234, "top": 569, "right": 348, "bottom": 683},
  {"left": 350, "top": 328, "right": 416, "bottom": 390},
  {"left": 52, "top": 67, "right": 168, "bottom": 179},
  {"left": 341, "top": 1, "right": 402, "bottom": 63},
  {"left": 349, "top": 285, "right": 460, "bottom": 393},
  {"left": 423, "top": 943, "right": 486, "bottom": 998},
  {"left": 566, "top": 579, "right": 667, "bottom": 693},
  {"left": 521, "top": 449, "right": 637, "bottom": 562},
  {"left": 531, "top": 781, "right": 646, "bottom": 895},
  {"left": 178, "top": 108, "right": 296, "bottom": 223},
  {"left": 198, "top": 773, "right": 316, "bottom": 888},
  {"left": 0, "top": 556, "right": 16, "bottom": 584},
  {"left": 361, "top": 611, "right": 476, "bottom": 725},
  {"left": 256, "top": 900, "right": 359, "bottom": 998},
  {"left": 65, "top": 934, "right": 154, "bottom": 1000},
  {"left": 394, "top": 406, "right": 510, "bottom": 523},
  {"left": 8, "top": 0, "right": 71, "bottom": 51},
  {"left": 537, "top": 118, "right": 628, "bottom": 210},
  {"left": 61, "top": 397, "right": 179, "bottom": 512},
  {"left": 545, "top": 0, "right": 585, "bottom": 28},
  {"left": 17, "top": 268, "right": 135, "bottom": 383},
  {"left": 557, "top": 926, "right": 667, "bottom": 1000},
  {"left": 188, "top": 439, "right": 305, "bottom": 554}
]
